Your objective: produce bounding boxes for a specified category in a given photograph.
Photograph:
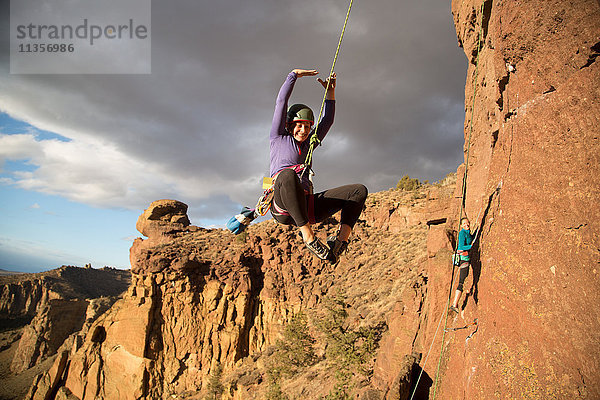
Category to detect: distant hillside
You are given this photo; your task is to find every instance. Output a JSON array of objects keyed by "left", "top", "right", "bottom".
[
  {"left": 0, "top": 265, "right": 130, "bottom": 301},
  {"left": 0, "top": 269, "right": 25, "bottom": 276},
  {"left": 0, "top": 265, "right": 132, "bottom": 400}
]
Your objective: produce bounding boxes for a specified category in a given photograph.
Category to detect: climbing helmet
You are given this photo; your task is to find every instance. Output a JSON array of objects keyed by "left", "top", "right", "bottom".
[{"left": 287, "top": 104, "right": 314, "bottom": 125}]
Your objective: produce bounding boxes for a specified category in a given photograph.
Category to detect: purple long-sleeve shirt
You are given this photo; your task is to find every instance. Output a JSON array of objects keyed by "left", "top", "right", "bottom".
[{"left": 269, "top": 72, "right": 335, "bottom": 191}]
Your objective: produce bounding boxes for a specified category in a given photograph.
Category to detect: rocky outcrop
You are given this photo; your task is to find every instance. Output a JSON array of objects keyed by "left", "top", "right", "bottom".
[
  {"left": 419, "top": 1, "right": 600, "bottom": 399},
  {"left": 28, "top": 184, "right": 455, "bottom": 399},
  {"left": 135, "top": 199, "right": 192, "bottom": 240},
  {"left": 130, "top": 199, "right": 204, "bottom": 274}
]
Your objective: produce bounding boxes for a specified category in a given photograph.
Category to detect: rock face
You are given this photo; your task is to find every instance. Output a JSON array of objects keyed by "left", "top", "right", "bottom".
[
  {"left": 28, "top": 185, "right": 455, "bottom": 400},
  {"left": 0, "top": 280, "right": 48, "bottom": 320},
  {"left": 0, "top": 267, "right": 131, "bottom": 400},
  {"left": 421, "top": 1, "right": 600, "bottom": 398},
  {"left": 10, "top": 299, "right": 88, "bottom": 374}
]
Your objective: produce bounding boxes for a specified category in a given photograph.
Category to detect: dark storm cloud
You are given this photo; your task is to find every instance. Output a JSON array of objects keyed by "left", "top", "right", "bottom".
[{"left": 0, "top": 0, "right": 467, "bottom": 223}]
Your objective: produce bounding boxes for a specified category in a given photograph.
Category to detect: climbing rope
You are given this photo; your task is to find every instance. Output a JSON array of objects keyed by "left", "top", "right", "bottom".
[
  {"left": 255, "top": 1, "right": 354, "bottom": 215},
  {"left": 409, "top": 3, "right": 486, "bottom": 400},
  {"left": 303, "top": 0, "right": 354, "bottom": 175},
  {"left": 407, "top": 299, "right": 449, "bottom": 400}
]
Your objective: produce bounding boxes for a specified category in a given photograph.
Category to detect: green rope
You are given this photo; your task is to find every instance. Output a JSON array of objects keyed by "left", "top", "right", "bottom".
[
  {"left": 429, "top": 3, "right": 485, "bottom": 400},
  {"left": 304, "top": 0, "right": 354, "bottom": 172}
]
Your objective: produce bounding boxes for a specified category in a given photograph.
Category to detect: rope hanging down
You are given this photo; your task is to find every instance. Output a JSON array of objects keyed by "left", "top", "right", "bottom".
[
  {"left": 430, "top": 3, "right": 485, "bottom": 399},
  {"left": 303, "top": 0, "right": 354, "bottom": 175},
  {"left": 408, "top": 3, "right": 486, "bottom": 400}
]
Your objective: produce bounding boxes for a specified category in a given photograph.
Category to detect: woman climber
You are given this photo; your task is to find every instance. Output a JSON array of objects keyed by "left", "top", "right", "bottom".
[
  {"left": 269, "top": 68, "right": 368, "bottom": 263},
  {"left": 450, "top": 217, "right": 476, "bottom": 313}
]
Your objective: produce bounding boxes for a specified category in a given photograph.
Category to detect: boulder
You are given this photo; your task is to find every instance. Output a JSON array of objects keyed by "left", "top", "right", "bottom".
[{"left": 135, "top": 199, "right": 191, "bottom": 239}]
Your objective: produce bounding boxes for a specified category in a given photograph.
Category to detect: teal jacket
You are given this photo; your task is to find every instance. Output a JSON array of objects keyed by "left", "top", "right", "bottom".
[{"left": 457, "top": 228, "right": 474, "bottom": 261}]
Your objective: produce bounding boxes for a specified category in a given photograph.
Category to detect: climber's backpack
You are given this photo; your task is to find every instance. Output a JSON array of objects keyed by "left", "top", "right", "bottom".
[{"left": 226, "top": 164, "right": 309, "bottom": 235}]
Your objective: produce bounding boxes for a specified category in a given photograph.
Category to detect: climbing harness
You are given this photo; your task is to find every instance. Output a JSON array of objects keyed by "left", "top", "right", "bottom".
[
  {"left": 255, "top": 164, "right": 309, "bottom": 216},
  {"left": 229, "top": 164, "right": 309, "bottom": 233},
  {"left": 452, "top": 250, "right": 469, "bottom": 266}
]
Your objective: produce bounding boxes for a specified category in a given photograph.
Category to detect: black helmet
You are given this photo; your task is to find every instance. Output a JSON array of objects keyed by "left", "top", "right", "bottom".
[{"left": 286, "top": 104, "right": 314, "bottom": 125}]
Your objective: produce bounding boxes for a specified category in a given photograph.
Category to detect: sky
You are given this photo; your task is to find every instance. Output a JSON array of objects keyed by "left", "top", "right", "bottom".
[{"left": 0, "top": 0, "right": 467, "bottom": 273}]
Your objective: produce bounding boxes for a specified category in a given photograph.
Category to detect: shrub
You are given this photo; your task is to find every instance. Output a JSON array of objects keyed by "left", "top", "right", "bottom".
[
  {"left": 265, "top": 381, "right": 289, "bottom": 400},
  {"left": 204, "top": 362, "right": 224, "bottom": 400},
  {"left": 273, "top": 312, "right": 318, "bottom": 375},
  {"left": 322, "top": 374, "right": 353, "bottom": 400},
  {"left": 396, "top": 175, "right": 421, "bottom": 191},
  {"left": 265, "top": 312, "right": 317, "bottom": 399},
  {"left": 235, "top": 230, "right": 249, "bottom": 243},
  {"left": 315, "top": 292, "right": 385, "bottom": 399}
]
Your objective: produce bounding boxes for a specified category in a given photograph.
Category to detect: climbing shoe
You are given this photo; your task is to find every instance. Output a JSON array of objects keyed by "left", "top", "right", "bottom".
[
  {"left": 326, "top": 235, "right": 348, "bottom": 264},
  {"left": 449, "top": 306, "right": 460, "bottom": 314},
  {"left": 305, "top": 238, "right": 330, "bottom": 260}
]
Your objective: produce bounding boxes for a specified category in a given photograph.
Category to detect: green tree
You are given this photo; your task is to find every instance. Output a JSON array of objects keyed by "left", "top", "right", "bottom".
[
  {"left": 322, "top": 373, "right": 353, "bottom": 400},
  {"left": 265, "top": 380, "right": 289, "bottom": 400},
  {"left": 274, "top": 312, "right": 317, "bottom": 375},
  {"left": 315, "top": 292, "right": 384, "bottom": 399},
  {"left": 265, "top": 312, "right": 317, "bottom": 399},
  {"left": 205, "top": 362, "right": 224, "bottom": 400}
]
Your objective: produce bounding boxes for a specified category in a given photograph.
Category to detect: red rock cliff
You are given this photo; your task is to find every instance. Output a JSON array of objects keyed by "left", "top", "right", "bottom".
[{"left": 423, "top": 1, "right": 600, "bottom": 398}]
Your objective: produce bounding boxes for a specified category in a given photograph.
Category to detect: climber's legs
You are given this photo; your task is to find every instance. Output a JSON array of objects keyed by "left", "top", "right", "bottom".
[{"left": 451, "top": 262, "right": 470, "bottom": 311}]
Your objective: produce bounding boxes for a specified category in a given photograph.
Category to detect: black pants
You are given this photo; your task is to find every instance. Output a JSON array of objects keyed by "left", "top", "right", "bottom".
[
  {"left": 457, "top": 261, "right": 470, "bottom": 291},
  {"left": 271, "top": 168, "right": 368, "bottom": 228}
]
